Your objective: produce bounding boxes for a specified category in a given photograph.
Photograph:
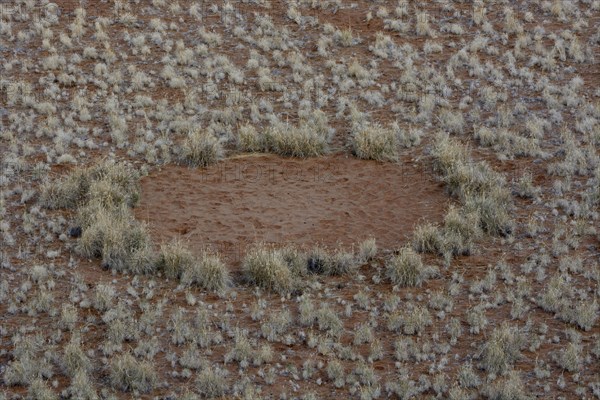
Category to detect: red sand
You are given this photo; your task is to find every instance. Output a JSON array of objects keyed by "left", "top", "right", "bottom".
[{"left": 135, "top": 154, "right": 449, "bottom": 264}]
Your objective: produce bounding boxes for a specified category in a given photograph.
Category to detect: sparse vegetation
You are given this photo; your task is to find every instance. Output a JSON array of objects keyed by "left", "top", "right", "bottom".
[{"left": 2, "top": 0, "right": 599, "bottom": 398}]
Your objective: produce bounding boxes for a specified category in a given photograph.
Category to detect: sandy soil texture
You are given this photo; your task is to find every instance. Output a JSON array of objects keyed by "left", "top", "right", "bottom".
[
  {"left": 1, "top": 0, "right": 599, "bottom": 399},
  {"left": 136, "top": 154, "right": 449, "bottom": 264}
]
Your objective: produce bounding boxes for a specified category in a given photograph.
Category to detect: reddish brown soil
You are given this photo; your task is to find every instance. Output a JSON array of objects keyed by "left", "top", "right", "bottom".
[
  {"left": 135, "top": 153, "right": 450, "bottom": 265},
  {"left": 2, "top": 0, "right": 599, "bottom": 398}
]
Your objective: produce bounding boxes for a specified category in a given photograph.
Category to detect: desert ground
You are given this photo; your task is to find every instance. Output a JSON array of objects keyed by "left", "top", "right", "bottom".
[{"left": 0, "top": 0, "right": 599, "bottom": 399}]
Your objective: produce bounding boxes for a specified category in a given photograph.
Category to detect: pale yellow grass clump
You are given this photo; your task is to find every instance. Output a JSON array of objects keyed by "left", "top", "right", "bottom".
[
  {"left": 351, "top": 123, "right": 399, "bottom": 162},
  {"left": 237, "top": 111, "right": 331, "bottom": 157},
  {"left": 179, "top": 128, "right": 224, "bottom": 167},
  {"left": 431, "top": 133, "right": 513, "bottom": 236},
  {"left": 386, "top": 247, "right": 426, "bottom": 287},
  {"left": 264, "top": 122, "right": 329, "bottom": 157},
  {"left": 242, "top": 244, "right": 296, "bottom": 294}
]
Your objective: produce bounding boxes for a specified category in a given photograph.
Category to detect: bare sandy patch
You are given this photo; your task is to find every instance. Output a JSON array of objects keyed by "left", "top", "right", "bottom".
[{"left": 135, "top": 154, "right": 449, "bottom": 265}]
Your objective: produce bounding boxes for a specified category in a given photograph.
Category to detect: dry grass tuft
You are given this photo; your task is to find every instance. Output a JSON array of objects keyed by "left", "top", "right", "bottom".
[
  {"left": 156, "top": 239, "right": 196, "bottom": 280},
  {"left": 181, "top": 251, "right": 230, "bottom": 291},
  {"left": 386, "top": 247, "right": 426, "bottom": 287},
  {"left": 179, "top": 129, "right": 224, "bottom": 167},
  {"left": 243, "top": 244, "right": 296, "bottom": 294},
  {"left": 109, "top": 353, "right": 157, "bottom": 393},
  {"left": 351, "top": 123, "right": 399, "bottom": 162},
  {"left": 264, "top": 121, "right": 329, "bottom": 158}
]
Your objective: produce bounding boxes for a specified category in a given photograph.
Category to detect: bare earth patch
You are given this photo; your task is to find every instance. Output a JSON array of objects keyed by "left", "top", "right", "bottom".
[{"left": 135, "top": 154, "right": 449, "bottom": 264}]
